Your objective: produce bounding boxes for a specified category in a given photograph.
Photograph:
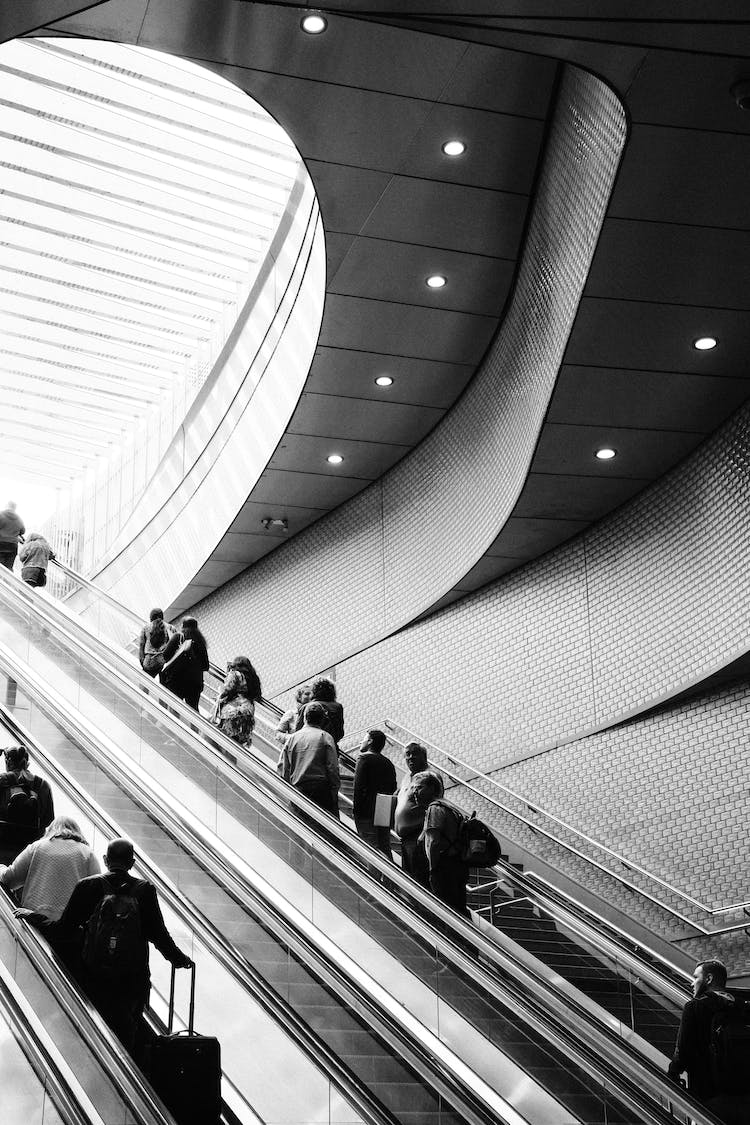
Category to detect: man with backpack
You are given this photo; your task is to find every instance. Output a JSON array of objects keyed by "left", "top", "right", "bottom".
[
  {"left": 30, "top": 837, "right": 192, "bottom": 1058},
  {"left": 409, "top": 771, "right": 471, "bottom": 918},
  {"left": 0, "top": 744, "right": 54, "bottom": 864},
  {"left": 668, "top": 959, "right": 750, "bottom": 1123}
]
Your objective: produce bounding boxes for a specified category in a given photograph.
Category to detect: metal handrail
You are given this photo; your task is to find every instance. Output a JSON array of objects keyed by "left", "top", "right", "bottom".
[
  {"left": 0, "top": 644, "right": 709, "bottom": 1125},
  {"left": 0, "top": 954, "right": 107, "bottom": 1125},
  {"left": 361, "top": 718, "right": 750, "bottom": 930},
  {"left": 0, "top": 615, "right": 523, "bottom": 1125},
  {"left": 0, "top": 702, "right": 404, "bottom": 1125},
  {"left": 0, "top": 889, "right": 177, "bottom": 1125},
  {"left": 0, "top": 571, "right": 715, "bottom": 1125}
]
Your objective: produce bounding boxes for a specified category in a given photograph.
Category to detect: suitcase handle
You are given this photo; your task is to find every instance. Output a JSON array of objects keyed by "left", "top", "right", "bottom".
[{"left": 168, "top": 961, "right": 196, "bottom": 1035}]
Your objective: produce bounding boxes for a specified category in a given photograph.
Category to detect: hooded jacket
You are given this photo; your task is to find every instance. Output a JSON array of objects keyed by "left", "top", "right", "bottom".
[
  {"left": 669, "top": 989, "right": 738, "bottom": 1099},
  {"left": 18, "top": 533, "right": 55, "bottom": 570}
]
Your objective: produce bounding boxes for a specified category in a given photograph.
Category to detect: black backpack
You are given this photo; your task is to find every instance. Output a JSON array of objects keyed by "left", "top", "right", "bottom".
[
  {"left": 82, "top": 880, "right": 147, "bottom": 979},
  {"left": 710, "top": 993, "right": 750, "bottom": 1095},
  {"left": 431, "top": 801, "right": 502, "bottom": 868},
  {"left": 0, "top": 775, "right": 41, "bottom": 829}
]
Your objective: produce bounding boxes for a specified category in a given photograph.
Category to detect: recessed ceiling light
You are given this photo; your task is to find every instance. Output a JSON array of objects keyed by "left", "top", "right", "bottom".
[
  {"left": 327, "top": 453, "right": 344, "bottom": 465},
  {"left": 595, "top": 447, "right": 617, "bottom": 461},
  {"left": 693, "top": 336, "right": 718, "bottom": 351},
  {"left": 375, "top": 376, "right": 393, "bottom": 387},
  {"left": 442, "top": 140, "right": 466, "bottom": 157},
  {"left": 301, "top": 13, "right": 327, "bottom": 34},
  {"left": 426, "top": 275, "right": 446, "bottom": 289}
]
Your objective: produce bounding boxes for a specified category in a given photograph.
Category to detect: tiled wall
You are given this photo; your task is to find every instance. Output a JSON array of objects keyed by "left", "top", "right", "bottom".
[{"left": 191, "top": 67, "right": 627, "bottom": 690}]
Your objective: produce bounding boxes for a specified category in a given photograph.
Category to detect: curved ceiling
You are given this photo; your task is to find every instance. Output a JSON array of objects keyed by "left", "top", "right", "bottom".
[
  {"left": 0, "top": 36, "right": 299, "bottom": 488},
  {"left": 6, "top": 2, "right": 750, "bottom": 624}
]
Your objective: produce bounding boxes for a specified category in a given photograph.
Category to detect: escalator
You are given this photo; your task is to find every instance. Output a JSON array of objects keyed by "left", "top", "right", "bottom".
[
  {"left": 0, "top": 873, "right": 175, "bottom": 1125},
  {"left": 0, "top": 565, "right": 720, "bottom": 1125}
]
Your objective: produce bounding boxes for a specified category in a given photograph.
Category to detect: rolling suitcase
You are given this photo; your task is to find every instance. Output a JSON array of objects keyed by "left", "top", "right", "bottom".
[{"left": 149, "top": 964, "right": 221, "bottom": 1125}]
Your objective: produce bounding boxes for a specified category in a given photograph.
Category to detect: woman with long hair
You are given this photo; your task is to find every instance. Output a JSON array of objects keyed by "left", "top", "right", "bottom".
[
  {"left": 0, "top": 815, "right": 100, "bottom": 919},
  {"left": 275, "top": 684, "right": 312, "bottom": 745},
  {"left": 213, "top": 656, "right": 262, "bottom": 749},
  {"left": 160, "top": 616, "right": 210, "bottom": 710},
  {"left": 295, "top": 676, "right": 344, "bottom": 747},
  {"left": 138, "top": 607, "right": 172, "bottom": 678}
]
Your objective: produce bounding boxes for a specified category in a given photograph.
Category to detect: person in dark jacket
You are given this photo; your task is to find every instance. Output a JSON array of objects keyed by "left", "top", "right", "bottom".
[
  {"left": 23, "top": 838, "right": 192, "bottom": 1057},
  {"left": 0, "top": 744, "right": 54, "bottom": 864},
  {"left": 160, "top": 616, "right": 210, "bottom": 709},
  {"left": 411, "top": 771, "right": 470, "bottom": 918},
  {"left": 18, "top": 532, "right": 55, "bottom": 588},
  {"left": 295, "top": 676, "right": 344, "bottom": 747},
  {"left": 668, "top": 959, "right": 750, "bottom": 1123},
  {"left": 353, "top": 730, "right": 397, "bottom": 857},
  {"left": 0, "top": 501, "right": 25, "bottom": 570}
]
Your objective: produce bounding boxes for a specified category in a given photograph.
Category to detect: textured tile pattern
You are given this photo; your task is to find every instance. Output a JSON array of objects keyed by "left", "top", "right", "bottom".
[{"left": 191, "top": 68, "right": 626, "bottom": 692}]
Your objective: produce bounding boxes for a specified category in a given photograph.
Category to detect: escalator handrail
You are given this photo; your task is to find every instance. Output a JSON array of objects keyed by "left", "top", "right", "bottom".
[
  {"left": 0, "top": 884, "right": 178, "bottom": 1125},
  {"left": 0, "top": 704, "right": 408, "bottom": 1125},
  {"left": 0, "top": 948, "right": 107, "bottom": 1125},
  {"left": 52, "top": 559, "right": 749, "bottom": 926},
  {"left": 0, "top": 684, "right": 521, "bottom": 1125},
  {"left": 346, "top": 718, "right": 750, "bottom": 932},
  {"left": 0, "top": 591, "right": 718, "bottom": 1125}
]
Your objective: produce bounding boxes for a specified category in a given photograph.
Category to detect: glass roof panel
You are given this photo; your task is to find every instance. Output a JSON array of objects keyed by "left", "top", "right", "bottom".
[{"left": 0, "top": 37, "right": 301, "bottom": 511}]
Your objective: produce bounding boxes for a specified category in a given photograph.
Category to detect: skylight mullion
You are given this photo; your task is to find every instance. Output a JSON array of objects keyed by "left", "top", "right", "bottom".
[
  {"left": 1, "top": 287, "right": 211, "bottom": 348},
  {"left": 0, "top": 326, "right": 187, "bottom": 377},
  {"left": 0, "top": 262, "right": 222, "bottom": 332},
  {"left": 1, "top": 310, "right": 193, "bottom": 361},
  {"left": 0, "top": 346, "right": 174, "bottom": 394},
  {"left": 4, "top": 367, "right": 161, "bottom": 408}
]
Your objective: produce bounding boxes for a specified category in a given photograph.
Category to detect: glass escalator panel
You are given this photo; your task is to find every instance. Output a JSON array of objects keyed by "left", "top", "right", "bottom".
[{"left": 0, "top": 582, "right": 701, "bottom": 1125}]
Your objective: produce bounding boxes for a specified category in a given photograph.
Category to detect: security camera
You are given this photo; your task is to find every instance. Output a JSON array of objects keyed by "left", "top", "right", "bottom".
[{"left": 731, "top": 81, "right": 750, "bottom": 110}]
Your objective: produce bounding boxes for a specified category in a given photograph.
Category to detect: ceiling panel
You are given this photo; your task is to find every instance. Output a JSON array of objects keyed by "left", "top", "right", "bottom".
[
  {"left": 549, "top": 366, "right": 750, "bottom": 432},
  {"left": 269, "top": 432, "right": 408, "bottom": 478},
  {"left": 320, "top": 294, "right": 497, "bottom": 365},
  {"left": 398, "top": 105, "right": 545, "bottom": 193},
  {"left": 306, "top": 348, "right": 475, "bottom": 408},
  {"left": 609, "top": 124, "right": 750, "bottom": 229},
  {"left": 564, "top": 298, "right": 750, "bottom": 377},
  {"left": 250, "top": 469, "right": 369, "bottom": 509},
  {"left": 360, "top": 177, "right": 527, "bottom": 258},
  {"left": 219, "top": 69, "right": 437, "bottom": 170},
  {"left": 513, "top": 473, "right": 649, "bottom": 522},
  {"left": 142, "top": 3, "right": 468, "bottom": 101},
  {"left": 288, "top": 393, "right": 444, "bottom": 445},
  {"left": 327, "top": 238, "right": 515, "bottom": 316},
  {"left": 587, "top": 219, "right": 750, "bottom": 309},
  {"left": 227, "top": 502, "right": 326, "bottom": 537},
  {"left": 305, "top": 163, "right": 392, "bottom": 233},
  {"left": 531, "top": 423, "right": 703, "bottom": 479},
  {"left": 487, "top": 517, "right": 589, "bottom": 559},
  {"left": 624, "top": 51, "right": 750, "bottom": 134},
  {"left": 437, "top": 41, "right": 557, "bottom": 118},
  {"left": 192, "top": 560, "right": 249, "bottom": 586},
  {"left": 325, "top": 233, "right": 357, "bottom": 282}
]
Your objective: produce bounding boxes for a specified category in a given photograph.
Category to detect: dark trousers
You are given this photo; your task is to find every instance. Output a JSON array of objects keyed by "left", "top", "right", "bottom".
[
  {"left": 430, "top": 856, "right": 470, "bottom": 918},
  {"left": 355, "top": 817, "right": 393, "bottom": 859},
  {"left": 297, "top": 779, "right": 339, "bottom": 819},
  {"left": 400, "top": 836, "right": 430, "bottom": 889},
  {"left": 87, "top": 972, "right": 149, "bottom": 1059},
  {"left": 0, "top": 547, "right": 16, "bottom": 570}
]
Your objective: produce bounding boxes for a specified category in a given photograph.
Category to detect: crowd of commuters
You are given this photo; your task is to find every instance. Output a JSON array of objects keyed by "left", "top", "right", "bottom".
[{"left": 2, "top": 557, "right": 744, "bottom": 1118}]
